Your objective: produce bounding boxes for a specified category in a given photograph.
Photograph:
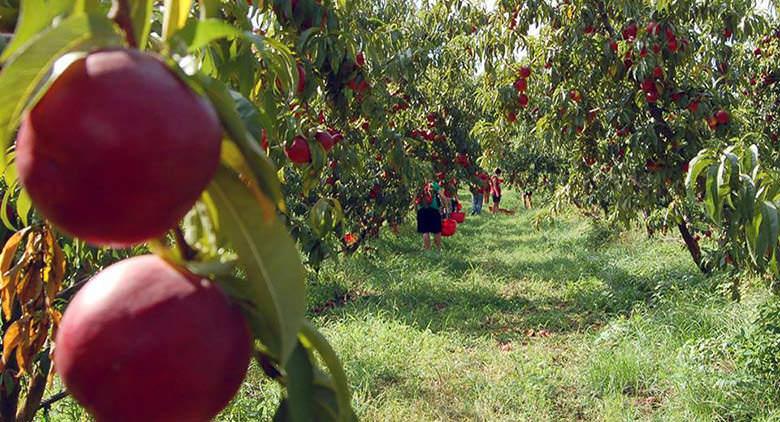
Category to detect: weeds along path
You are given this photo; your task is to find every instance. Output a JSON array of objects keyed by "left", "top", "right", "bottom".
[{"left": 224, "top": 194, "right": 773, "bottom": 421}]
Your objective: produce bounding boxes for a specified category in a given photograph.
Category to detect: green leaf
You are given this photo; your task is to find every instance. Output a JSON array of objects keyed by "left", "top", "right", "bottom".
[
  {"left": 300, "top": 321, "right": 355, "bottom": 422},
  {"left": 0, "top": 13, "right": 120, "bottom": 169},
  {"left": 1, "top": 183, "right": 15, "bottom": 230},
  {"left": 742, "top": 144, "right": 759, "bottom": 177},
  {"left": 208, "top": 166, "right": 305, "bottom": 364},
  {"left": 685, "top": 150, "right": 714, "bottom": 191},
  {"left": 16, "top": 188, "right": 31, "bottom": 227},
  {"left": 194, "top": 74, "right": 286, "bottom": 211},
  {"left": 0, "top": 0, "right": 76, "bottom": 62},
  {"left": 705, "top": 165, "right": 722, "bottom": 222},
  {"left": 170, "top": 18, "right": 241, "bottom": 53},
  {"left": 759, "top": 201, "right": 780, "bottom": 263},
  {"left": 230, "top": 89, "right": 275, "bottom": 149},
  {"left": 284, "top": 342, "right": 314, "bottom": 422},
  {"left": 737, "top": 175, "right": 757, "bottom": 224},
  {"left": 162, "top": 0, "right": 192, "bottom": 40}
]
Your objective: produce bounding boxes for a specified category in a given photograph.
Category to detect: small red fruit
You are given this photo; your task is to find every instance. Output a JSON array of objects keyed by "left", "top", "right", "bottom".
[
  {"left": 518, "top": 66, "right": 531, "bottom": 78},
  {"left": 286, "top": 135, "right": 311, "bottom": 164},
  {"left": 646, "top": 90, "right": 659, "bottom": 103},
  {"left": 653, "top": 66, "right": 664, "bottom": 79},
  {"left": 55, "top": 255, "right": 251, "bottom": 422},
  {"left": 640, "top": 78, "right": 656, "bottom": 93},
  {"left": 667, "top": 38, "right": 678, "bottom": 53},
  {"left": 622, "top": 23, "right": 638, "bottom": 41},
  {"left": 328, "top": 128, "right": 344, "bottom": 144},
  {"left": 646, "top": 21, "right": 659, "bottom": 36},
  {"left": 664, "top": 27, "right": 675, "bottom": 42},
  {"left": 356, "top": 51, "right": 366, "bottom": 67},
  {"left": 506, "top": 111, "right": 517, "bottom": 123},
  {"left": 315, "top": 131, "right": 335, "bottom": 151},
  {"left": 688, "top": 101, "right": 700, "bottom": 114},
  {"left": 518, "top": 93, "right": 529, "bottom": 107},
  {"left": 715, "top": 110, "right": 729, "bottom": 125},
  {"left": 261, "top": 128, "right": 269, "bottom": 151},
  {"left": 652, "top": 43, "right": 662, "bottom": 54},
  {"left": 513, "top": 78, "right": 527, "bottom": 92}
]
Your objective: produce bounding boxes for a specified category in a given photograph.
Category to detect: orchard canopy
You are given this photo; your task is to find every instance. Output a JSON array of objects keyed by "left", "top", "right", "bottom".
[{"left": 0, "top": 0, "right": 779, "bottom": 420}]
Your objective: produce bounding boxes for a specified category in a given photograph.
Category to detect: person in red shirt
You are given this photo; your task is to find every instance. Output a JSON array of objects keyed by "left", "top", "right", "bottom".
[{"left": 490, "top": 168, "right": 503, "bottom": 214}]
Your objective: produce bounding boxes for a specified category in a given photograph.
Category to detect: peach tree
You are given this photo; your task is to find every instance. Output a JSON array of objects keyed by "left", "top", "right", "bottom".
[
  {"left": 476, "top": 0, "right": 771, "bottom": 273},
  {"left": 0, "top": 0, "right": 359, "bottom": 420}
]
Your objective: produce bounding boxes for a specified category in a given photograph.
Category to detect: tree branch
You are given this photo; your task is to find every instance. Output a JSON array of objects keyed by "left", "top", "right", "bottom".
[
  {"left": 37, "top": 391, "right": 68, "bottom": 411},
  {"left": 595, "top": 1, "right": 615, "bottom": 37},
  {"left": 55, "top": 277, "right": 90, "bottom": 302}
]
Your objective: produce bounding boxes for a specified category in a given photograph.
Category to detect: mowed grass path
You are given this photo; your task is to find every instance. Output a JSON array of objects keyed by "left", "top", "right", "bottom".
[
  {"left": 51, "top": 193, "right": 780, "bottom": 421},
  {"left": 222, "top": 192, "right": 779, "bottom": 421}
]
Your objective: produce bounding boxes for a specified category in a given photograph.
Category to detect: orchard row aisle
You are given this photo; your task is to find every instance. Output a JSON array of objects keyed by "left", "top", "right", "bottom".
[{"left": 219, "top": 193, "right": 777, "bottom": 421}]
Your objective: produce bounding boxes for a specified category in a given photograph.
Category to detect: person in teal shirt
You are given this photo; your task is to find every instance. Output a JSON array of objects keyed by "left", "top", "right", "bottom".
[{"left": 415, "top": 181, "right": 445, "bottom": 250}]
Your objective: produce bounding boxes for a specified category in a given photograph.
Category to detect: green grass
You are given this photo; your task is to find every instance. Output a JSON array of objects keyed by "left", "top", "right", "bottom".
[{"left": 48, "top": 192, "right": 780, "bottom": 421}]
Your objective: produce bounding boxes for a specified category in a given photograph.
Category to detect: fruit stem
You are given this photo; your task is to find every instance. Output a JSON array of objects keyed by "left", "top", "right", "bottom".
[
  {"left": 109, "top": 0, "right": 138, "bottom": 48},
  {"left": 300, "top": 320, "right": 353, "bottom": 421},
  {"left": 173, "top": 226, "right": 197, "bottom": 261}
]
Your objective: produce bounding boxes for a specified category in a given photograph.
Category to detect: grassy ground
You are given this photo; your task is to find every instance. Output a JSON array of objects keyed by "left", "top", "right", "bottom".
[{"left": 50, "top": 192, "right": 780, "bottom": 421}]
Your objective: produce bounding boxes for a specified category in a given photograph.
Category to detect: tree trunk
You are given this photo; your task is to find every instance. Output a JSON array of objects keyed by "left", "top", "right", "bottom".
[
  {"left": 678, "top": 221, "right": 709, "bottom": 274},
  {"left": 1, "top": 363, "right": 20, "bottom": 422},
  {"left": 16, "top": 353, "right": 51, "bottom": 422}
]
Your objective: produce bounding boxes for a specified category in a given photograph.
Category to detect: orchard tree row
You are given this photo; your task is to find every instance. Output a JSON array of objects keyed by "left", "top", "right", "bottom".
[{"left": 471, "top": 0, "right": 780, "bottom": 297}]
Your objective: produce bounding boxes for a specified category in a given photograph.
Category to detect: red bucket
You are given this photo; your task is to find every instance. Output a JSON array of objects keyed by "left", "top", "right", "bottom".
[
  {"left": 451, "top": 211, "right": 465, "bottom": 223},
  {"left": 441, "top": 218, "right": 457, "bottom": 237}
]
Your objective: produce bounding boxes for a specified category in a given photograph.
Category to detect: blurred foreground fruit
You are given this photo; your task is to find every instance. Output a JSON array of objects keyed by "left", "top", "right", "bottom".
[
  {"left": 54, "top": 255, "right": 252, "bottom": 422},
  {"left": 15, "top": 49, "right": 222, "bottom": 247}
]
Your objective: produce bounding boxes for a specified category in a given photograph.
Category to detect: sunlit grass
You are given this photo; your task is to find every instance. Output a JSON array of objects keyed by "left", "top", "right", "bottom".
[{"left": 49, "top": 191, "right": 780, "bottom": 421}]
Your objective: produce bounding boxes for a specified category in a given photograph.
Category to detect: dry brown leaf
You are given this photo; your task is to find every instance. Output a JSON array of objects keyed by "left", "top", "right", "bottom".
[
  {"left": 2, "top": 320, "right": 22, "bottom": 365},
  {"left": 45, "top": 231, "right": 66, "bottom": 303},
  {"left": 1, "top": 265, "right": 21, "bottom": 320},
  {"left": 18, "top": 266, "right": 43, "bottom": 308},
  {"left": 0, "top": 230, "right": 26, "bottom": 277}
]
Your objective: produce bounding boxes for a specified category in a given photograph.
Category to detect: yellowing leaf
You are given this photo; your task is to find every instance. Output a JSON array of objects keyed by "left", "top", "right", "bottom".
[
  {"left": 2, "top": 320, "right": 21, "bottom": 364},
  {"left": 162, "top": 0, "right": 193, "bottom": 40}
]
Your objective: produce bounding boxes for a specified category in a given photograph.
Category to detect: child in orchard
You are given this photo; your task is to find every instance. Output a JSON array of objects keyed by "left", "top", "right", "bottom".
[
  {"left": 416, "top": 181, "right": 445, "bottom": 250},
  {"left": 470, "top": 181, "right": 483, "bottom": 215},
  {"left": 490, "top": 168, "right": 503, "bottom": 214}
]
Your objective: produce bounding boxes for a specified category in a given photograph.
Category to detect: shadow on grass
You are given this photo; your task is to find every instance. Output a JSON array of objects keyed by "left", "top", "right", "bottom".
[{"left": 309, "top": 210, "right": 706, "bottom": 342}]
